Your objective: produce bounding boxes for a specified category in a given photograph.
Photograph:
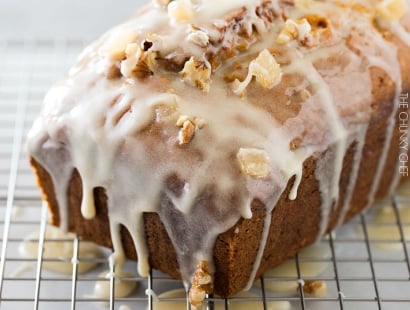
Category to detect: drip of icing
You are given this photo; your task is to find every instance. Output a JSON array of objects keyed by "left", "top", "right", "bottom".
[
  {"left": 27, "top": 119, "right": 73, "bottom": 232},
  {"left": 118, "top": 211, "right": 150, "bottom": 277},
  {"left": 389, "top": 22, "right": 410, "bottom": 46},
  {"left": 244, "top": 191, "right": 283, "bottom": 290},
  {"left": 288, "top": 169, "right": 303, "bottom": 200},
  {"left": 109, "top": 222, "right": 127, "bottom": 272},
  {"left": 80, "top": 182, "right": 96, "bottom": 220},
  {"left": 19, "top": 227, "right": 103, "bottom": 274},
  {"left": 337, "top": 124, "right": 369, "bottom": 226},
  {"left": 285, "top": 50, "right": 348, "bottom": 238}
]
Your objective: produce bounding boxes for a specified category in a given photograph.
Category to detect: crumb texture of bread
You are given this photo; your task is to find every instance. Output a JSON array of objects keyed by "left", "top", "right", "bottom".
[{"left": 27, "top": 0, "right": 410, "bottom": 301}]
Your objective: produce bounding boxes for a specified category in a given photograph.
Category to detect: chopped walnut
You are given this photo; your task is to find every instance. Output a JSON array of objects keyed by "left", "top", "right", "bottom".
[
  {"left": 168, "top": 0, "right": 194, "bottom": 22},
  {"left": 376, "top": 0, "right": 408, "bottom": 22},
  {"left": 180, "top": 57, "right": 212, "bottom": 92},
  {"left": 303, "top": 280, "right": 327, "bottom": 297},
  {"left": 120, "top": 44, "right": 157, "bottom": 79},
  {"left": 178, "top": 120, "right": 196, "bottom": 144},
  {"left": 232, "top": 49, "right": 282, "bottom": 96},
  {"left": 176, "top": 115, "right": 206, "bottom": 144},
  {"left": 237, "top": 148, "right": 271, "bottom": 179},
  {"left": 187, "top": 28, "right": 210, "bottom": 47},
  {"left": 99, "top": 30, "right": 137, "bottom": 61},
  {"left": 276, "top": 18, "right": 312, "bottom": 45},
  {"left": 189, "top": 261, "right": 213, "bottom": 307}
]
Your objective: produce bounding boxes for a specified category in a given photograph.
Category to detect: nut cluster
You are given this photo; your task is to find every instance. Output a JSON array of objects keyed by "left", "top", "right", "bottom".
[
  {"left": 188, "top": 260, "right": 213, "bottom": 307},
  {"left": 120, "top": 43, "right": 157, "bottom": 79},
  {"left": 180, "top": 57, "right": 212, "bottom": 93},
  {"left": 98, "top": 28, "right": 159, "bottom": 80}
]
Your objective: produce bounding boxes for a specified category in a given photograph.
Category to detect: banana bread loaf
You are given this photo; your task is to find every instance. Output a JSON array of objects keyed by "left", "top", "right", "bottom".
[{"left": 27, "top": 0, "right": 410, "bottom": 304}]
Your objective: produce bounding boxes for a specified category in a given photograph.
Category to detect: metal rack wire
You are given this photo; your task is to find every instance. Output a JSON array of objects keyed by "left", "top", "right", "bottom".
[{"left": 0, "top": 39, "right": 409, "bottom": 310}]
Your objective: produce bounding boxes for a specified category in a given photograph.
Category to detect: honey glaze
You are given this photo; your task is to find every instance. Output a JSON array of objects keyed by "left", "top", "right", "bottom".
[{"left": 26, "top": 0, "right": 410, "bottom": 304}]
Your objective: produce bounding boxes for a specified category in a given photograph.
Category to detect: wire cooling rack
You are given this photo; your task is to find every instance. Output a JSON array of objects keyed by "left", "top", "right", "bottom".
[{"left": 0, "top": 39, "right": 410, "bottom": 310}]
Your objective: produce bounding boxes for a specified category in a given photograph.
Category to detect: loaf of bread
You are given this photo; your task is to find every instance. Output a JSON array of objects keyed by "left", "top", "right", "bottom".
[{"left": 27, "top": 0, "right": 410, "bottom": 305}]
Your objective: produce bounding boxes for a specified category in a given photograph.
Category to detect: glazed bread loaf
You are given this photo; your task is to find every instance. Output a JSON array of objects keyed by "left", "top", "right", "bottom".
[{"left": 28, "top": 0, "right": 410, "bottom": 304}]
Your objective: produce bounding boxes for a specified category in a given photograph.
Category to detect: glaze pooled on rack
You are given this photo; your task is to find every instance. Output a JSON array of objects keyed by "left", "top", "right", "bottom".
[{"left": 27, "top": 0, "right": 410, "bottom": 304}]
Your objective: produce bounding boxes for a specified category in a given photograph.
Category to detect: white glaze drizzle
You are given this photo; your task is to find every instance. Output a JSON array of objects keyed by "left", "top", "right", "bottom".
[
  {"left": 27, "top": 118, "right": 73, "bottom": 232},
  {"left": 244, "top": 191, "right": 283, "bottom": 290},
  {"left": 285, "top": 49, "right": 348, "bottom": 237},
  {"left": 27, "top": 0, "right": 410, "bottom": 299},
  {"left": 390, "top": 22, "right": 410, "bottom": 46},
  {"left": 337, "top": 123, "right": 369, "bottom": 226}
]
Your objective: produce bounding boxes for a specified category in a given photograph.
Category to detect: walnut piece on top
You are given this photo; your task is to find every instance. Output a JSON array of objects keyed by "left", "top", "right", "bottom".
[
  {"left": 232, "top": 49, "right": 282, "bottom": 96},
  {"left": 180, "top": 57, "right": 212, "bottom": 92},
  {"left": 237, "top": 148, "right": 271, "bottom": 179}
]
